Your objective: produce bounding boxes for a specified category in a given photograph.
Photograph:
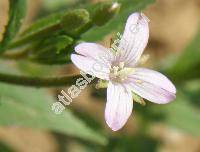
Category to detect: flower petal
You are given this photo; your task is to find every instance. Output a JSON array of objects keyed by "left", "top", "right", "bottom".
[
  {"left": 105, "top": 82, "right": 133, "bottom": 131},
  {"left": 125, "top": 68, "right": 176, "bottom": 104},
  {"left": 75, "top": 42, "right": 114, "bottom": 65},
  {"left": 71, "top": 54, "right": 110, "bottom": 80},
  {"left": 132, "top": 68, "right": 176, "bottom": 93},
  {"left": 117, "top": 12, "right": 149, "bottom": 67}
]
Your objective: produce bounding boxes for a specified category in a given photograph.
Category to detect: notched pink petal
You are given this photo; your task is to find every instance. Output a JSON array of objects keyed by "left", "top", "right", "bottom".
[
  {"left": 117, "top": 12, "right": 149, "bottom": 67},
  {"left": 105, "top": 82, "right": 133, "bottom": 131},
  {"left": 71, "top": 54, "right": 110, "bottom": 80},
  {"left": 75, "top": 42, "right": 114, "bottom": 64},
  {"left": 126, "top": 81, "right": 175, "bottom": 104},
  {"left": 132, "top": 68, "right": 176, "bottom": 94},
  {"left": 125, "top": 68, "right": 176, "bottom": 104}
]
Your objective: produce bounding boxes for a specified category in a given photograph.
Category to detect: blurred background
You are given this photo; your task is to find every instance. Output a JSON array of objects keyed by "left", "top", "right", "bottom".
[{"left": 0, "top": 0, "right": 200, "bottom": 152}]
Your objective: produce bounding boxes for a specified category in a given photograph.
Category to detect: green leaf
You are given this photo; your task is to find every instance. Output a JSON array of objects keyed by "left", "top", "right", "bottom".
[
  {"left": 162, "top": 91, "right": 200, "bottom": 136},
  {"left": 0, "top": 83, "right": 107, "bottom": 145},
  {"left": 0, "top": 142, "right": 14, "bottom": 152},
  {"left": 21, "top": 9, "right": 90, "bottom": 38},
  {"left": 165, "top": 28, "right": 200, "bottom": 83},
  {"left": 42, "top": 0, "right": 86, "bottom": 12},
  {"left": 0, "top": 0, "right": 26, "bottom": 52},
  {"left": 9, "top": 11, "right": 67, "bottom": 49},
  {"left": 182, "top": 79, "right": 200, "bottom": 107},
  {"left": 9, "top": 9, "right": 90, "bottom": 49},
  {"left": 82, "top": 0, "right": 155, "bottom": 41},
  {"left": 8, "top": 2, "right": 121, "bottom": 51},
  {"left": 30, "top": 35, "right": 74, "bottom": 64},
  {"left": 21, "top": 11, "right": 66, "bottom": 37}
]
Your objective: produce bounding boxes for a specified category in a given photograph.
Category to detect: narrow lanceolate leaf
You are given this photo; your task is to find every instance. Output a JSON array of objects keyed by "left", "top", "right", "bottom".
[
  {"left": 82, "top": 0, "right": 155, "bottom": 41},
  {"left": 0, "top": 83, "right": 108, "bottom": 145},
  {"left": 30, "top": 35, "right": 74, "bottom": 64},
  {"left": 0, "top": 0, "right": 26, "bottom": 52},
  {"left": 21, "top": 11, "right": 66, "bottom": 37},
  {"left": 165, "top": 28, "right": 200, "bottom": 83},
  {"left": 9, "top": 9, "right": 91, "bottom": 49},
  {"left": 8, "top": 11, "right": 67, "bottom": 49},
  {"left": 163, "top": 91, "right": 200, "bottom": 136}
]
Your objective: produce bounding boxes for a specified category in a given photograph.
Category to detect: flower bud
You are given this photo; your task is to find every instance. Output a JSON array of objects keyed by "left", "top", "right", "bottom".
[
  {"left": 61, "top": 9, "right": 90, "bottom": 34},
  {"left": 92, "top": 2, "right": 120, "bottom": 26}
]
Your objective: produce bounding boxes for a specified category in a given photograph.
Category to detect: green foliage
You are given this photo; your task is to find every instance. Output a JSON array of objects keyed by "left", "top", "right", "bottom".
[
  {"left": 104, "top": 135, "right": 159, "bottom": 152},
  {"left": 9, "top": 9, "right": 85, "bottom": 49},
  {"left": 42, "top": 0, "right": 87, "bottom": 12},
  {"left": 61, "top": 9, "right": 90, "bottom": 35},
  {"left": 82, "top": 0, "right": 155, "bottom": 41},
  {"left": 2, "top": 0, "right": 200, "bottom": 150},
  {"left": 0, "top": 0, "right": 155, "bottom": 64},
  {"left": 165, "top": 28, "right": 200, "bottom": 83},
  {"left": 132, "top": 92, "right": 146, "bottom": 106},
  {"left": 0, "top": 142, "right": 14, "bottom": 152},
  {"left": 182, "top": 79, "right": 200, "bottom": 107},
  {"left": 4, "top": 8, "right": 90, "bottom": 65},
  {"left": 6, "top": 0, "right": 153, "bottom": 64},
  {"left": 0, "top": 0, "right": 26, "bottom": 52},
  {"left": 91, "top": 2, "right": 120, "bottom": 26},
  {"left": 8, "top": 9, "right": 91, "bottom": 50},
  {"left": 0, "top": 83, "right": 107, "bottom": 145},
  {"left": 163, "top": 90, "right": 200, "bottom": 136},
  {"left": 21, "top": 11, "right": 66, "bottom": 37},
  {"left": 28, "top": 35, "right": 74, "bottom": 64},
  {"left": 157, "top": 29, "right": 200, "bottom": 137},
  {"left": 6, "top": 1, "right": 122, "bottom": 64}
]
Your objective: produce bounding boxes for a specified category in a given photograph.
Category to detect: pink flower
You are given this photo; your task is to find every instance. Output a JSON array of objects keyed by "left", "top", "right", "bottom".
[{"left": 71, "top": 12, "right": 176, "bottom": 131}]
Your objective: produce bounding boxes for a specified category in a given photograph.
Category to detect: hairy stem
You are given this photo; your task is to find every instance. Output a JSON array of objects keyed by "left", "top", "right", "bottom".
[
  {"left": 2, "top": 49, "right": 29, "bottom": 60},
  {"left": 0, "top": 73, "right": 96, "bottom": 87}
]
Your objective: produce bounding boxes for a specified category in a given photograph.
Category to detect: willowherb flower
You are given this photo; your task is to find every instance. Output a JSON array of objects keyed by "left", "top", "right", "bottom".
[{"left": 71, "top": 12, "right": 176, "bottom": 131}]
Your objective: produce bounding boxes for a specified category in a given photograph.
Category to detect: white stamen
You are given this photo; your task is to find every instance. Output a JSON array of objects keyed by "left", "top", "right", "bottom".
[
  {"left": 119, "top": 62, "right": 125, "bottom": 69},
  {"left": 110, "top": 63, "right": 134, "bottom": 82}
]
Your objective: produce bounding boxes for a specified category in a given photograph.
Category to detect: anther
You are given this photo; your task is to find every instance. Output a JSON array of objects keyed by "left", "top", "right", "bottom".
[
  {"left": 136, "top": 80, "right": 142, "bottom": 84},
  {"left": 119, "top": 62, "right": 125, "bottom": 69}
]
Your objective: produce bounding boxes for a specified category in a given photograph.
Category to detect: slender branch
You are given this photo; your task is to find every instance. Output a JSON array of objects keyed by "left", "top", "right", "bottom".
[
  {"left": 0, "top": 73, "right": 96, "bottom": 87},
  {"left": 2, "top": 49, "right": 29, "bottom": 60}
]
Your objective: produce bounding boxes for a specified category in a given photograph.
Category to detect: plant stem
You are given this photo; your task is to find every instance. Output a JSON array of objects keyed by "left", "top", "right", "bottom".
[
  {"left": 0, "top": 73, "right": 96, "bottom": 87},
  {"left": 2, "top": 48, "right": 29, "bottom": 60}
]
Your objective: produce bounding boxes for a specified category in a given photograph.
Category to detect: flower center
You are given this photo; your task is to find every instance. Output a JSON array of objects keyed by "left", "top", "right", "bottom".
[{"left": 109, "top": 62, "right": 134, "bottom": 82}]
